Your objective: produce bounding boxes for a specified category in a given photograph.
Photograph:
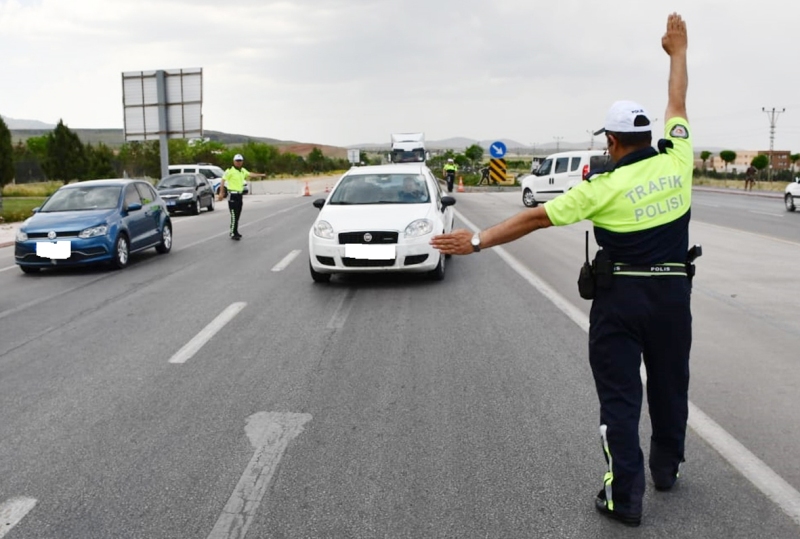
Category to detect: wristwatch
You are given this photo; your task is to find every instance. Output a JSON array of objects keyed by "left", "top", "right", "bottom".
[{"left": 471, "top": 232, "right": 482, "bottom": 253}]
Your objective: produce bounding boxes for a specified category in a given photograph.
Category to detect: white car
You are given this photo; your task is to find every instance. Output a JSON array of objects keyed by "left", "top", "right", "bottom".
[
  {"left": 785, "top": 178, "right": 799, "bottom": 212},
  {"left": 308, "top": 164, "right": 456, "bottom": 283}
]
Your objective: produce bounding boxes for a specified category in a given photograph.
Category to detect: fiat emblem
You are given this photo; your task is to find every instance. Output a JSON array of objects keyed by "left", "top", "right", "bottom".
[
  {"left": 48, "top": 231, "right": 57, "bottom": 240},
  {"left": 363, "top": 233, "right": 372, "bottom": 243}
]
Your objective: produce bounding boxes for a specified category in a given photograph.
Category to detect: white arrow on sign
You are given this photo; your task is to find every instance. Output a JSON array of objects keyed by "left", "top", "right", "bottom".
[
  {"left": 491, "top": 144, "right": 501, "bottom": 154},
  {"left": 207, "top": 412, "right": 312, "bottom": 539}
]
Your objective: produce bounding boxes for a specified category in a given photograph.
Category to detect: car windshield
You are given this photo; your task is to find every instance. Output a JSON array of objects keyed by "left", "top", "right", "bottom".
[
  {"left": 390, "top": 149, "right": 425, "bottom": 163},
  {"left": 38, "top": 186, "right": 121, "bottom": 212},
  {"left": 158, "top": 175, "right": 196, "bottom": 188},
  {"left": 329, "top": 174, "right": 430, "bottom": 205}
]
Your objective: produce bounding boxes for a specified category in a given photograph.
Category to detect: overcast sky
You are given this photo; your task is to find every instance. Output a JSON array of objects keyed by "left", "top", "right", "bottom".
[{"left": 2, "top": 0, "right": 800, "bottom": 151}]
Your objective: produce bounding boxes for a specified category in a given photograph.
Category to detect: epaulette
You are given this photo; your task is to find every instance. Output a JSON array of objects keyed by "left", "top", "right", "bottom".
[{"left": 658, "top": 139, "right": 674, "bottom": 154}]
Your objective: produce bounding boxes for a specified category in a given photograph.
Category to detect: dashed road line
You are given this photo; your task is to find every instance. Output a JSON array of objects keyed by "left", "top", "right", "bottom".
[{"left": 169, "top": 302, "right": 247, "bottom": 364}]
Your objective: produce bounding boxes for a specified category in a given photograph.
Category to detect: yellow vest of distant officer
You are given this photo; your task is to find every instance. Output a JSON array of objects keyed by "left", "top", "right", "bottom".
[{"left": 223, "top": 166, "right": 249, "bottom": 193}]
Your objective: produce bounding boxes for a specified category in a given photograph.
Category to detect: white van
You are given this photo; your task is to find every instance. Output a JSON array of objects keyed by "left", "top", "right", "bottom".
[{"left": 520, "top": 150, "right": 610, "bottom": 207}]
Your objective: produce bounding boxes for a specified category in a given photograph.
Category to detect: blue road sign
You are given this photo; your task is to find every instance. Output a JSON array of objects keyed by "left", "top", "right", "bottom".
[{"left": 489, "top": 141, "right": 507, "bottom": 159}]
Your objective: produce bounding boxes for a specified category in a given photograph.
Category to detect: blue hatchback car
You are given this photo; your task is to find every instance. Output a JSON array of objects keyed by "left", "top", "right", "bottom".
[{"left": 15, "top": 179, "right": 173, "bottom": 273}]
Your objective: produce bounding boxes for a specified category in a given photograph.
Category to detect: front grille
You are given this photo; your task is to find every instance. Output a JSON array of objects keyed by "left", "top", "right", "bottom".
[
  {"left": 338, "top": 231, "right": 398, "bottom": 245},
  {"left": 316, "top": 256, "right": 335, "bottom": 266},
  {"left": 15, "top": 246, "right": 108, "bottom": 263},
  {"left": 27, "top": 231, "right": 81, "bottom": 239},
  {"left": 341, "top": 258, "right": 395, "bottom": 268},
  {"left": 404, "top": 254, "right": 429, "bottom": 266}
]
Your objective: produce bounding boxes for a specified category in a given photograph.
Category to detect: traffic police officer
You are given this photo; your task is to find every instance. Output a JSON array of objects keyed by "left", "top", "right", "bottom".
[
  {"left": 221, "top": 154, "right": 248, "bottom": 240},
  {"left": 430, "top": 13, "right": 693, "bottom": 527},
  {"left": 443, "top": 158, "right": 458, "bottom": 193}
]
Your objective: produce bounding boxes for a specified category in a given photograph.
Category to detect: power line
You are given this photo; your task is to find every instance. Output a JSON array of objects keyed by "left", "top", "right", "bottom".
[
  {"left": 762, "top": 107, "right": 786, "bottom": 181},
  {"left": 553, "top": 136, "right": 564, "bottom": 153}
]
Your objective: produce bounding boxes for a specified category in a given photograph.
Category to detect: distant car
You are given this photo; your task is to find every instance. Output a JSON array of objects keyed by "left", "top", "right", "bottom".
[
  {"left": 785, "top": 178, "right": 800, "bottom": 212},
  {"left": 14, "top": 179, "right": 172, "bottom": 273},
  {"left": 520, "top": 150, "right": 611, "bottom": 207},
  {"left": 168, "top": 163, "right": 249, "bottom": 195},
  {"left": 308, "top": 163, "right": 456, "bottom": 283},
  {"left": 156, "top": 173, "right": 215, "bottom": 214}
]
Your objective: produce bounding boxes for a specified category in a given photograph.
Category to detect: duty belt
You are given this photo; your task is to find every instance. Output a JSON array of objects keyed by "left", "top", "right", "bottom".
[{"left": 612, "top": 263, "right": 688, "bottom": 277}]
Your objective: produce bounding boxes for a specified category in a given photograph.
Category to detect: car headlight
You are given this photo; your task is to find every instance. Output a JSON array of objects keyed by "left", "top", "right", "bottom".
[
  {"left": 78, "top": 225, "right": 108, "bottom": 238},
  {"left": 404, "top": 219, "right": 434, "bottom": 238},
  {"left": 313, "top": 220, "right": 334, "bottom": 239},
  {"left": 16, "top": 230, "right": 28, "bottom": 242},
  {"left": 179, "top": 192, "right": 194, "bottom": 200}
]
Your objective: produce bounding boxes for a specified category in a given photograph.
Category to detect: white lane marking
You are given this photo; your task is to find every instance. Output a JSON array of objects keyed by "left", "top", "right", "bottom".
[
  {"left": 0, "top": 265, "right": 16, "bottom": 273},
  {"left": 454, "top": 208, "right": 800, "bottom": 527},
  {"left": 327, "top": 290, "right": 356, "bottom": 330},
  {"left": 749, "top": 210, "right": 784, "bottom": 218},
  {"left": 692, "top": 202, "right": 720, "bottom": 208},
  {"left": 207, "top": 412, "right": 312, "bottom": 539},
  {"left": 169, "top": 302, "right": 247, "bottom": 364},
  {"left": 0, "top": 497, "right": 37, "bottom": 538},
  {"left": 271, "top": 250, "right": 301, "bottom": 272}
]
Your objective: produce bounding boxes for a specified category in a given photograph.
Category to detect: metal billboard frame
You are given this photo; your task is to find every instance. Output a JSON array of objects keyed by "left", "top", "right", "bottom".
[{"left": 121, "top": 68, "right": 203, "bottom": 178}]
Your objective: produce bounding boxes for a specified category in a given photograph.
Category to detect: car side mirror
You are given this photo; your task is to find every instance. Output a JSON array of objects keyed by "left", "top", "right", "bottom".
[
  {"left": 313, "top": 198, "right": 326, "bottom": 210},
  {"left": 441, "top": 196, "right": 456, "bottom": 208},
  {"left": 127, "top": 202, "right": 143, "bottom": 212}
]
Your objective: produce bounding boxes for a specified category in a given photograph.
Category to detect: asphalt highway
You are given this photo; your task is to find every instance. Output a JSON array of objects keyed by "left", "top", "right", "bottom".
[{"left": 0, "top": 188, "right": 798, "bottom": 538}]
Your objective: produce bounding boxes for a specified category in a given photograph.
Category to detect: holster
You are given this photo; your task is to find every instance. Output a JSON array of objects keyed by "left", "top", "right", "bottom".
[
  {"left": 577, "top": 249, "right": 613, "bottom": 300},
  {"left": 578, "top": 261, "right": 595, "bottom": 300}
]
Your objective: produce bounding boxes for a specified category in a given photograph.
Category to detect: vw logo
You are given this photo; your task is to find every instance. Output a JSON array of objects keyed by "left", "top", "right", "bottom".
[
  {"left": 48, "top": 231, "right": 57, "bottom": 240},
  {"left": 363, "top": 233, "right": 373, "bottom": 243}
]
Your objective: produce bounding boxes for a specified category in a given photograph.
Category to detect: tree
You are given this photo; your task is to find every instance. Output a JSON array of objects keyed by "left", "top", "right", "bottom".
[
  {"left": 700, "top": 150, "right": 712, "bottom": 171},
  {"left": 0, "top": 116, "right": 13, "bottom": 186},
  {"left": 790, "top": 154, "right": 800, "bottom": 178},
  {"left": 719, "top": 150, "right": 736, "bottom": 172},
  {"left": 751, "top": 154, "right": 769, "bottom": 178},
  {"left": 42, "top": 119, "right": 88, "bottom": 183},
  {"left": 307, "top": 147, "right": 326, "bottom": 172},
  {"left": 86, "top": 142, "right": 117, "bottom": 179},
  {"left": 464, "top": 144, "right": 484, "bottom": 167}
]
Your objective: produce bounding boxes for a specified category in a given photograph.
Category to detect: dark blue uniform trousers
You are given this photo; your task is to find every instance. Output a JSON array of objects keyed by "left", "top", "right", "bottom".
[{"left": 589, "top": 276, "right": 692, "bottom": 515}]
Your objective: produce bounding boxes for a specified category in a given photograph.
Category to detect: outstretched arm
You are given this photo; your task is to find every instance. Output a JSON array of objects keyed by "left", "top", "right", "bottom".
[
  {"left": 430, "top": 206, "right": 553, "bottom": 255},
  {"left": 662, "top": 12, "right": 688, "bottom": 122}
]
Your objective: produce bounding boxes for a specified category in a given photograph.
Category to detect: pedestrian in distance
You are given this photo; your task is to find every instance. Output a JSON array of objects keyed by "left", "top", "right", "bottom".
[
  {"left": 745, "top": 165, "right": 757, "bottom": 192},
  {"left": 431, "top": 12, "right": 696, "bottom": 527},
  {"left": 220, "top": 154, "right": 249, "bottom": 240}
]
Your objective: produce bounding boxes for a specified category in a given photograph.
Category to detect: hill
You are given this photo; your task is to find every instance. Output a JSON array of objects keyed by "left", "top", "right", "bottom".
[{"left": 7, "top": 127, "right": 347, "bottom": 157}]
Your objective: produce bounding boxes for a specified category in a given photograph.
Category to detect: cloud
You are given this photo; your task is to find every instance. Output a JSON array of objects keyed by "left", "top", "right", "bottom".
[{"left": 1, "top": 0, "right": 799, "bottom": 150}]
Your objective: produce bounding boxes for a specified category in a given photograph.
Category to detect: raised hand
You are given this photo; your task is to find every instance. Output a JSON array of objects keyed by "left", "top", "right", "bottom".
[{"left": 662, "top": 12, "right": 688, "bottom": 56}]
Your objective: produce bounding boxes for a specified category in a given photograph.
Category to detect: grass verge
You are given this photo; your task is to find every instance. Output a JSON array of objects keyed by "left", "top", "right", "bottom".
[{"left": 1, "top": 197, "right": 46, "bottom": 223}]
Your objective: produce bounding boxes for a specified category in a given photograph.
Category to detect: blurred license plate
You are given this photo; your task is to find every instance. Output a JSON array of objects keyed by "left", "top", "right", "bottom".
[
  {"left": 345, "top": 244, "right": 395, "bottom": 260},
  {"left": 36, "top": 240, "right": 71, "bottom": 259},
  {"left": 167, "top": 201, "right": 176, "bottom": 206}
]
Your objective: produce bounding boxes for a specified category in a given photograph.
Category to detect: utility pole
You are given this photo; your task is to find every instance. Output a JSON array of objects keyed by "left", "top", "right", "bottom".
[
  {"left": 553, "top": 136, "right": 564, "bottom": 153},
  {"left": 586, "top": 130, "right": 595, "bottom": 149},
  {"left": 762, "top": 107, "right": 785, "bottom": 182}
]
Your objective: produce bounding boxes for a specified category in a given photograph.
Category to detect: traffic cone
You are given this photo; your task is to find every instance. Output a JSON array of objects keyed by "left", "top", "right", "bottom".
[
  {"left": 303, "top": 181, "right": 311, "bottom": 196},
  {"left": 457, "top": 177, "right": 465, "bottom": 193}
]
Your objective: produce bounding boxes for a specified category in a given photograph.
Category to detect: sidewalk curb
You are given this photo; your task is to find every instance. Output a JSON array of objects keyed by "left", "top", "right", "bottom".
[{"left": 692, "top": 186, "right": 783, "bottom": 199}]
